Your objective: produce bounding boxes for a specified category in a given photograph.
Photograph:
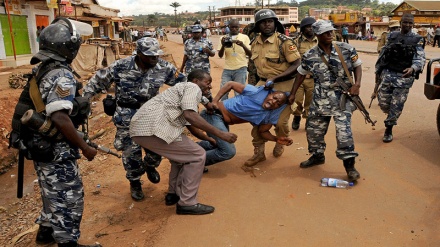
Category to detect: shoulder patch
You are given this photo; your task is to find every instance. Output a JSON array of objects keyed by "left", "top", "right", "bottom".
[{"left": 289, "top": 45, "right": 297, "bottom": 51}]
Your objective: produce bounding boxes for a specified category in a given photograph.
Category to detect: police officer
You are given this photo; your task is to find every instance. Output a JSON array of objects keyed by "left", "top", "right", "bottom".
[
  {"left": 83, "top": 37, "right": 186, "bottom": 201},
  {"left": 180, "top": 25, "right": 215, "bottom": 74},
  {"left": 17, "top": 18, "right": 100, "bottom": 247},
  {"left": 377, "top": 20, "right": 400, "bottom": 53},
  {"left": 291, "top": 17, "right": 318, "bottom": 131},
  {"left": 244, "top": 9, "right": 301, "bottom": 167},
  {"left": 288, "top": 20, "right": 363, "bottom": 182},
  {"left": 375, "top": 14, "right": 425, "bottom": 143}
]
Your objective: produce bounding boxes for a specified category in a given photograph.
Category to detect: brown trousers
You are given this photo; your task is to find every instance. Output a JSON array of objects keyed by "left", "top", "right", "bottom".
[{"left": 132, "top": 135, "right": 206, "bottom": 206}]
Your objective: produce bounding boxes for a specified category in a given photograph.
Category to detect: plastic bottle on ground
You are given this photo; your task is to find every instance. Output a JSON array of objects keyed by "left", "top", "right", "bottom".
[{"left": 321, "top": 178, "right": 354, "bottom": 188}]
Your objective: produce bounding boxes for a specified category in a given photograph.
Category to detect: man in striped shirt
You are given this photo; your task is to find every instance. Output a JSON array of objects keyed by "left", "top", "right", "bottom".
[{"left": 130, "top": 69, "right": 237, "bottom": 215}]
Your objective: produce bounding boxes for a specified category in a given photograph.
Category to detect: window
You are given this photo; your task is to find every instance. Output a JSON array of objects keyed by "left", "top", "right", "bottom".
[{"left": 245, "top": 17, "right": 250, "bottom": 21}]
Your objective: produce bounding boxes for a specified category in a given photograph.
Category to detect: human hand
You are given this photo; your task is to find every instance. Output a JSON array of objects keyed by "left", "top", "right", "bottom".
[
  {"left": 207, "top": 137, "right": 217, "bottom": 147},
  {"left": 264, "top": 80, "right": 274, "bottom": 90},
  {"left": 288, "top": 94, "right": 296, "bottom": 105},
  {"left": 219, "top": 132, "right": 237, "bottom": 143},
  {"left": 276, "top": 136, "right": 293, "bottom": 146},
  {"left": 82, "top": 146, "right": 97, "bottom": 161},
  {"left": 349, "top": 84, "right": 360, "bottom": 96},
  {"left": 402, "top": 67, "right": 414, "bottom": 78},
  {"left": 205, "top": 102, "right": 218, "bottom": 114}
]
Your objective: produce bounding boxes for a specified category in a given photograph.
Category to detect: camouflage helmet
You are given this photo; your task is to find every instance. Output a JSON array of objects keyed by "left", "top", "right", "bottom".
[{"left": 312, "top": 20, "right": 336, "bottom": 35}]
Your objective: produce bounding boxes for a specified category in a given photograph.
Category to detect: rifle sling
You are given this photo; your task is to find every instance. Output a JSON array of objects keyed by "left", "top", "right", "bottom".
[{"left": 29, "top": 77, "right": 46, "bottom": 113}]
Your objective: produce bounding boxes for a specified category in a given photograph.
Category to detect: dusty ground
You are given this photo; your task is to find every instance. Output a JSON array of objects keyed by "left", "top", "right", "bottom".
[{"left": 1, "top": 35, "right": 440, "bottom": 247}]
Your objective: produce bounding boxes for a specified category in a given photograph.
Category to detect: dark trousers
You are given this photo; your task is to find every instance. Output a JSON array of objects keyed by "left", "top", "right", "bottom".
[{"left": 433, "top": 35, "right": 440, "bottom": 47}]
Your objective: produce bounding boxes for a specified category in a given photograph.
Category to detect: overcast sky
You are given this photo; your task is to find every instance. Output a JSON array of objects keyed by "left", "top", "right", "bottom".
[{"left": 97, "top": 0, "right": 404, "bottom": 17}]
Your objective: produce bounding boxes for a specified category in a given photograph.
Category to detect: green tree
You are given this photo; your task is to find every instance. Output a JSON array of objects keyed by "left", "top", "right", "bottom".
[{"left": 170, "top": 2, "right": 181, "bottom": 27}]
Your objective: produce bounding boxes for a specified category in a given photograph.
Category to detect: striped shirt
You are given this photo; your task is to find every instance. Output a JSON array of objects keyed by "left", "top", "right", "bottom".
[{"left": 129, "top": 82, "right": 202, "bottom": 144}]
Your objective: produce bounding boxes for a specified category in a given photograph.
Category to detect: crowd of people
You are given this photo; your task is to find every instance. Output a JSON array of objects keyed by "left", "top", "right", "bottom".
[{"left": 11, "top": 11, "right": 426, "bottom": 246}]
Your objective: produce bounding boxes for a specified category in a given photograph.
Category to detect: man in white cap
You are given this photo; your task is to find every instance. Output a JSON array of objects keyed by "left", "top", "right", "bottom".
[
  {"left": 83, "top": 37, "right": 186, "bottom": 201},
  {"left": 288, "top": 20, "right": 363, "bottom": 182}
]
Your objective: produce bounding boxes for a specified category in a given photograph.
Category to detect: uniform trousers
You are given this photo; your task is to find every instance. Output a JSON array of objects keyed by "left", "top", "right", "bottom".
[
  {"left": 132, "top": 135, "right": 205, "bottom": 206},
  {"left": 293, "top": 77, "right": 314, "bottom": 118}
]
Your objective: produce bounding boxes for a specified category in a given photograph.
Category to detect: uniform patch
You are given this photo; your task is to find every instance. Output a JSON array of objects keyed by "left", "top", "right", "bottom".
[
  {"left": 351, "top": 54, "right": 358, "bottom": 63},
  {"left": 289, "top": 45, "right": 297, "bottom": 51},
  {"left": 56, "top": 85, "right": 70, "bottom": 98}
]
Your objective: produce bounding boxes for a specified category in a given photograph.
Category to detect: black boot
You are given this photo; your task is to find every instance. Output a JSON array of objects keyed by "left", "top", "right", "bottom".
[
  {"left": 130, "top": 180, "right": 144, "bottom": 201},
  {"left": 343, "top": 158, "right": 360, "bottom": 181},
  {"left": 300, "top": 153, "right": 325, "bottom": 168},
  {"left": 36, "top": 225, "right": 55, "bottom": 244},
  {"left": 146, "top": 166, "right": 160, "bottom": 184},
  {"left": 383, "top": 125, "right": 393, "bottom": 143},
  {"left": 291, "top": 116, "right": 301, "bottom": 130}
]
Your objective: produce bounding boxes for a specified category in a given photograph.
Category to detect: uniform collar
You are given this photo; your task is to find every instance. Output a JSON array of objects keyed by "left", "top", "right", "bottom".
[
  {"left": 301, "top": 33, "right": 318, "bottom": 42},
  {"left": 256, "top": 32, "right": 278, "bottom": 44}
]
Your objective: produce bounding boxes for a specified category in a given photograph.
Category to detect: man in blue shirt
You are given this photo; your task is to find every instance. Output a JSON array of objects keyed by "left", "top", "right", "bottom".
[{"left": 198, "top": 82, "right": 293, "bottom": 169}]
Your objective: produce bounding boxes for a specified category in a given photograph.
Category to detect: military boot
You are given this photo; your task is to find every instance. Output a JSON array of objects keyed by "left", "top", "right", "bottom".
[
  {"left": 383, "top": 125, "right": 393, "bottom": 143},
  {"left": 291, "top": 116, "right": 301, "bottom": 130},
  {"left": 273, "top": 143, "right": 284, "bottom": 157},
  {"left": 343, "top": 157, "right": 360, "bottom": 181},
  {"left": 36, "top": 225, "right": 54, "bottom": 244},
  {"left": 244, "top": 144, "right": 266, "bottom": 167},
  {"left": 130, "top": 180, "right": 144, "bottom": 201},
  {"left": 300, "top": 153, "right": 325, "bottom": 168}
]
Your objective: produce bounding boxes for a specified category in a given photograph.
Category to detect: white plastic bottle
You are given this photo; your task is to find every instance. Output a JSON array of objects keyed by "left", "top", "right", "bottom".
[{"left": 321, "top": 178, "right": 354, "bottom": 188}]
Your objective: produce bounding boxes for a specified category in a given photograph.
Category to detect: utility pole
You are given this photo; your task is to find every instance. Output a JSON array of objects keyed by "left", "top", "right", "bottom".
[{"left": 209, "top": 6, "right": 212, "bottom": 27}]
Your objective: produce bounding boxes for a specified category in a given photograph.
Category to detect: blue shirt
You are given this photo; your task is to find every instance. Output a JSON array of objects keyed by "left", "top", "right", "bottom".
[{"left": 223, "top": 85, "right": 287, "bottom": 125}]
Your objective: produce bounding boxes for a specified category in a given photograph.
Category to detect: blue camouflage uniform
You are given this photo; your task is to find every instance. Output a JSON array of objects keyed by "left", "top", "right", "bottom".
[
  {"left": 183, "top": 37, "right": 214, "bottom": 74},
  {"left": 376, "top": 31, "right": 425, "bottom": 126},
  {"left": 298, "top": 41, "right": 362, "bottom": 160},
  {"left": 83, "top": 54, "right": 185, "bottom": 182},
  {"left": 33, "top": 64, "right": 84, "bottom": 243}
]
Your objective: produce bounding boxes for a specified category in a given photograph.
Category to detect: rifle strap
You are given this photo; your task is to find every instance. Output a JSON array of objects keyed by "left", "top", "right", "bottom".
[
  {"left": 333, "top": 43, "right": 354, "bottom": 86},
  {"left": 29, "top": 77, "right": 45, "bottom": 113}
]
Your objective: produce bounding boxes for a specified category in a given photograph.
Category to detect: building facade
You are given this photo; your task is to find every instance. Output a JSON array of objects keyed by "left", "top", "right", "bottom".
[{"left": 218, "top": 6, "right": 299, "bottom": 26}]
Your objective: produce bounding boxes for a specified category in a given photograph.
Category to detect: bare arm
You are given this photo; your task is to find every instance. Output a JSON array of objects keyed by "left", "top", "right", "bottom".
[
  {"left": 212, "top": 81, "right": 246, "bottom": 103},
  {"left": 51, "top": 110, "right": 97, "bottom": 161},
  {"left": 235, "top": 40, "right": 252, "bottom": 57},
  {"left": 258, "top": 124, "right": 293, "bottom": 145},
  {"left": 186, "top": 125, "right": 215, "bottom": 143},
  {"left": 349, "top": 65, "right": 362, "bottom": 96},
  {"left": 180, "top": 55, "right": 188, "bottom": 73},
  {"left": 183, "top": 110, "right": 237, "bottom": 143},
  {"left": 218, "top": 37, "right": 225, "bottom": 58},
  {"left": 288, "top": 72, "right": 306, "bottom": 105}
]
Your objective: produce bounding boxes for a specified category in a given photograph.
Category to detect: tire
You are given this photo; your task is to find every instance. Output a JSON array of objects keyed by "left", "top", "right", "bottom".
[{"left": 437, "top": 103, "right": 440, "bottom": 136}]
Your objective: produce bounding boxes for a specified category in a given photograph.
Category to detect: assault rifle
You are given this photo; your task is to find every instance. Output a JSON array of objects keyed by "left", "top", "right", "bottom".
[
  {"left": 332, "top": 78, "right": 377, "bottom": 127},
  {"left": 369, "top": 74, "right": 382, "bottom": 108},
  {"left": 15, "top": 110, "right": 121, "bottom": 198}
]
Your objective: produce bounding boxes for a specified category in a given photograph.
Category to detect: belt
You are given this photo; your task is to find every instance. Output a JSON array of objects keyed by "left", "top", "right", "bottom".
[
  {"left": 260, "top": 74, "right": 297, "bottom": 83},
  {"left": 117, "top": 101, "right": 145, "bottom": 109}
]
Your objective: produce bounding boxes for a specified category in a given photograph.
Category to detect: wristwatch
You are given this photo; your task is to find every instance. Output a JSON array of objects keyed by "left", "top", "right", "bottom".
[{"left": 201, "top": 96, "right": 210, "bottom": 105}]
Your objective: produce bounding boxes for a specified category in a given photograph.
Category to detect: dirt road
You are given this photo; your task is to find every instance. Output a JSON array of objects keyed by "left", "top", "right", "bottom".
[{"left": 1, "top": 34, "right": 439, "bottom": 247}]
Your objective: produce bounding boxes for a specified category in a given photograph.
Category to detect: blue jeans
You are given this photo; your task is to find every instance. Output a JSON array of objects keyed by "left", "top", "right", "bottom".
[
  {"left": 198, "top": 110, "right": 236, "bottom": 166},
  {"left": 220, "top": 66, "right": 248, "bottom": 101}
]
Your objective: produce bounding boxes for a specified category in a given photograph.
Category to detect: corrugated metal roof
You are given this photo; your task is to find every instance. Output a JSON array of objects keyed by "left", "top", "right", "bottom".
[{"left": 397, "top": 1, "right": 440, "bottom": 11}]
